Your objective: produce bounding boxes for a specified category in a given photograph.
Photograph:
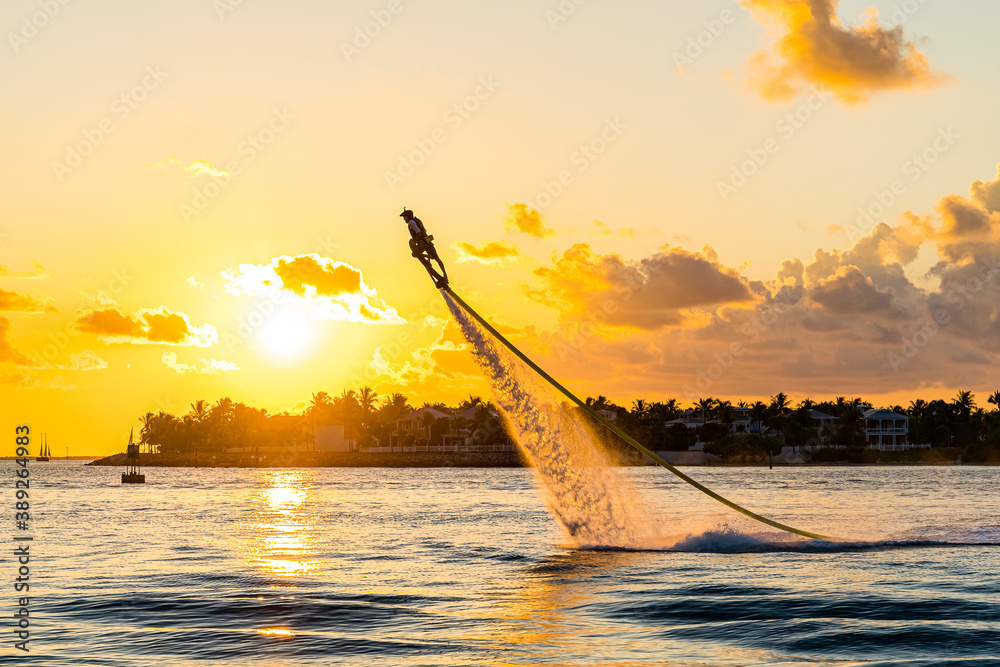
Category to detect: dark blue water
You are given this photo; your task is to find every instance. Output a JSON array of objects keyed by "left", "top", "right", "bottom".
[{"left": 10, "top": 462, "right": 1000, "bottom": 665}]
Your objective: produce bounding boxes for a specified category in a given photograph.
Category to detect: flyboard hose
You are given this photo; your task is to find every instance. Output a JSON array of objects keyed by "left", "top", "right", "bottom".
[{"left": 443, "top": 286, "right": 835, "bottom": 542}]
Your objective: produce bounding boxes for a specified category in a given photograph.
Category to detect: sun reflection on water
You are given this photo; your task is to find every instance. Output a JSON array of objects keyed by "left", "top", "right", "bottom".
[{"left": 238, "top": 470, "right": 322, "bottom": 578}]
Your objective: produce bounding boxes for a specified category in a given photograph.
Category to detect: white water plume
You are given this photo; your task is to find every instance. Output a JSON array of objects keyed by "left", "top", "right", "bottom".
[{"left": 444, "top": 292, "right": 664, "bottom": 549}]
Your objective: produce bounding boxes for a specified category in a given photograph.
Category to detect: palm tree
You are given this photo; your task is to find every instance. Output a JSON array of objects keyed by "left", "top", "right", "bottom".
[
  {"left": 988, "top": 391, "right": 1000, "bottom": 411},
  {"left": 770, "top": 392, "right": 791, "bottom": 414},
  {"left": 308, "top": 391, "right": 333, "bottom": 422},
  {"left": 586, "top": 395, "right": 612, "bottom": 411},
  {"left": 749, "top": 401, "right": 768, "bottom": 436},
  {"left": 459, "top": 395, "right": 484, "bottom": 411},
  {"left": 908, "top": 399, "right": 928, "bottom": 417},
  {"left": 334, "top": 390, "right": 360, "bottom": 451},
  {"left": 954, "top": 390, "right": 976, "bottom": 417},
  {"left": 420, "top": 411, "right": 437, "bottom": 445},
  {"left": 716, "top": 400, "right": 735, "bottom": 435},
  {"left": 139, "top": 412, "right": 156, "bottom": 454},
  {"left": 188, "top": 399, "right": 210, "bottom": 423},
  {"left": 696, "top": 397, "right": 715, "bottom": 424},
  {"left": 357, "top": 386, "right": 378, "bottom": 433},
  {"left": 834, "top": 397, "right": 865, "bottom": 448},
  {"left": 631, "top": 399, "right": 648, "bottom": 418}
]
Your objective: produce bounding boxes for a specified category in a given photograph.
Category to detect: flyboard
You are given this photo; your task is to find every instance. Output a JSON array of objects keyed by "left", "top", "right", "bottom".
[{"left": 404, "top": 210, "right": 834, "bottom": 542}]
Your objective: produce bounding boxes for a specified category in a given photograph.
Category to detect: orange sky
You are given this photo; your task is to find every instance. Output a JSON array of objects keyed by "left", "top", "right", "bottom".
[{"left": 2, "top": 0, "right": 999, "bottom": 454}]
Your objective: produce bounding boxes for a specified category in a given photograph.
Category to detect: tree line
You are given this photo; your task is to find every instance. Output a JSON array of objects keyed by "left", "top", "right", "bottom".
[
  {"left": 137, "top": 387, "right": 1000, "bottom": 462},
  {"left": 136, "top": 388, "right": 512, "bottom": 454},
  {"left": 591, "top": 390, "right": 1000, "bottom": 463}
]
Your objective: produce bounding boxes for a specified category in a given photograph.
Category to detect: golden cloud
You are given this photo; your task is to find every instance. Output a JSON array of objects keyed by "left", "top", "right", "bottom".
[
  {"left": 453, "top": 240, "right": 522, "bottom": 265},
  {"left": 75, "top": 307, "right": 219, "bottom": 346},
  {"left": 741, "top": 0, "right": 946, "bottom": 104},
  {"left": 526, "top": 243, "right": 754, "bottom": 330},
  {"left": 970, "top": 163, "right": 1000, "bottom": 213},
  {"left": 223, "top": 254, "right": 404, "bottom": 324},
  {"left": 504, "top": 203, "right": 554, "bottom": 238},
  {"left": 0, "top": 287, "right": 57, "bottom": 313}
]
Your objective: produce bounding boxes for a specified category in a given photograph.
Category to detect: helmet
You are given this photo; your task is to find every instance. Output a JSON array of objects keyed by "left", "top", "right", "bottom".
[{"left": 400, "top": 208, "right": 413, "bottom": 219}]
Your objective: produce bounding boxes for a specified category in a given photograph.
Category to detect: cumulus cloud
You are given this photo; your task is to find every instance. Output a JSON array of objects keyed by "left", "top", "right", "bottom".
[
  {"left": 223, "top": 254, "right": 404, "bottom": 324},
  {"left": 0, "top": 260, "right": 49, "bottom": 280},
  {"left": 504, "top": 203, "right": 554, "bottom": 238},
  {"left": 453, "top": 240, "right": 522, "bottom": 265},
  {"left": 0, "top": 288, "right": 57, "bottom": 313},
  {"left": 161, "top": 352, "right": 239, "bottom": 375},
  {"left": 808, "top": 265, "right": 896, "bottom": 315},
  {"left": 0, "top": 317, "right": 40, "bottom": 367},
  {"left": 970, "top": 163, "right": 1000, "bottom": 213},
  {"left": 75, "top": 307, "right": 219, "bottom": 347},
  {"left": 499, "top": 164, "right": 1000, "bottom": 400},
  {"left": 526, "top": 243, "right": 754, "bottom": 330},
  {"left": 935, "top": 194, "right": 1000, "bottom": 239},
  {"left": 740, "top": 0, "right": 946, "bottom": 103}
]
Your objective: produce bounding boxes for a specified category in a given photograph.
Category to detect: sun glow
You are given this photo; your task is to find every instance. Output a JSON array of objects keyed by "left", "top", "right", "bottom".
[{"left": 253, "top": 307, "right": 319, "bottom": 365}]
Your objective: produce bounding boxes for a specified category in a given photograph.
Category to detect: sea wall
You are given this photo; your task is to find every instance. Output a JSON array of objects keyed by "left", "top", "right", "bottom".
[{"left": 87, "top": 450, "right": 529, "bottom": 468}]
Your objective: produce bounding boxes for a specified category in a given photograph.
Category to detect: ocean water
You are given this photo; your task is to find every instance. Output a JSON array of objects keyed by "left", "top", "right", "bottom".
[{"left": 9, "top": 462, "right": 1000, "bottom": 666}]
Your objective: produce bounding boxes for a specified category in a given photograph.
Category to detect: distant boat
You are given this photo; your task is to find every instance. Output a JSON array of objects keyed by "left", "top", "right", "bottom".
[
  {"left": 121, "top": 427, "right": 145, "bottom": 484},
  {"left": 36, "top": 434, "right": 50, "bottom": 462}
]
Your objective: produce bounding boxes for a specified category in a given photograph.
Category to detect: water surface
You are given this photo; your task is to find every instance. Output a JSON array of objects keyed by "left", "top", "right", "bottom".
[{"left": 14, "top": 462, "right": 1000, "bottom": 665}]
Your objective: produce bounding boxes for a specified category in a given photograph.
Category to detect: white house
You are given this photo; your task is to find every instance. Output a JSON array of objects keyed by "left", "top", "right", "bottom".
[
  {"left": 862, "top": 408, "right": 913, "bottom": 450},
  {"left": 596, "top": 408, "right": 618, "bottom": 422}
]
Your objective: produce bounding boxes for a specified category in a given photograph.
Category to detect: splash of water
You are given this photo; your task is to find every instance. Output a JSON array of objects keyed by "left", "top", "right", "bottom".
[{"left": 444, "top": 292, "right": 663, "bottom": 549}]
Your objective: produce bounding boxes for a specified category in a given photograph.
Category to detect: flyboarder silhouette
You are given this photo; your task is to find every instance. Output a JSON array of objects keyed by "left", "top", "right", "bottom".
[{"left": 401, "top": 208, "right": 449, "bottom": 288}]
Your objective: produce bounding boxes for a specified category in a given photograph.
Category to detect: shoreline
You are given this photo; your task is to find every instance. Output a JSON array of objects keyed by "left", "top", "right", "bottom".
[{"left": 80, "top": 452, "right": 995, "bottom": 468}]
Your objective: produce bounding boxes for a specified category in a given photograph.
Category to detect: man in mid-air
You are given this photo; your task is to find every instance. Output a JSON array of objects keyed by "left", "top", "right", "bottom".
[{"left": 401, "top": 209, "right": 449, "bottom": 288}]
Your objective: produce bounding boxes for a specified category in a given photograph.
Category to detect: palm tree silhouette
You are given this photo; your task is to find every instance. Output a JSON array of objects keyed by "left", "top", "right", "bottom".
[
  {"left": 696, "top": 397, "right": 715, "bottom": 424},
  {"left": 954, "top": 390, "right": 976, "bottom": 418}
]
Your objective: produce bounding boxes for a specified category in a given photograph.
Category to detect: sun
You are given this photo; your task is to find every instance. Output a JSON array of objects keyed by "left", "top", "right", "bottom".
[{"left": 253, "top": 307, "right": 319, "bottom": 365}]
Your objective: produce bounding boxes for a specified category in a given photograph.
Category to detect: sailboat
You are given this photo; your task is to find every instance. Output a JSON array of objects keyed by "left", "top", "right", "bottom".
[
  {"left": 122, "top": 427, "right": 145, "bottom": 484},
  {"left": 36, "top": 434, "right": 50, "bottom": 462}
]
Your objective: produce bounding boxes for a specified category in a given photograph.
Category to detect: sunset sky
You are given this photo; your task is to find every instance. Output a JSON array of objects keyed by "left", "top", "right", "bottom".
[{"left": 3, "top": 0, "right": 1000, "bottom": 454}]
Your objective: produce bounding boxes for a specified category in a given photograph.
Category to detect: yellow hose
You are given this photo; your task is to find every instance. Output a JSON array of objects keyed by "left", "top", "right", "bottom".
[{"left": 444, "top": 286, "right": 835, "bottom": 541}]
